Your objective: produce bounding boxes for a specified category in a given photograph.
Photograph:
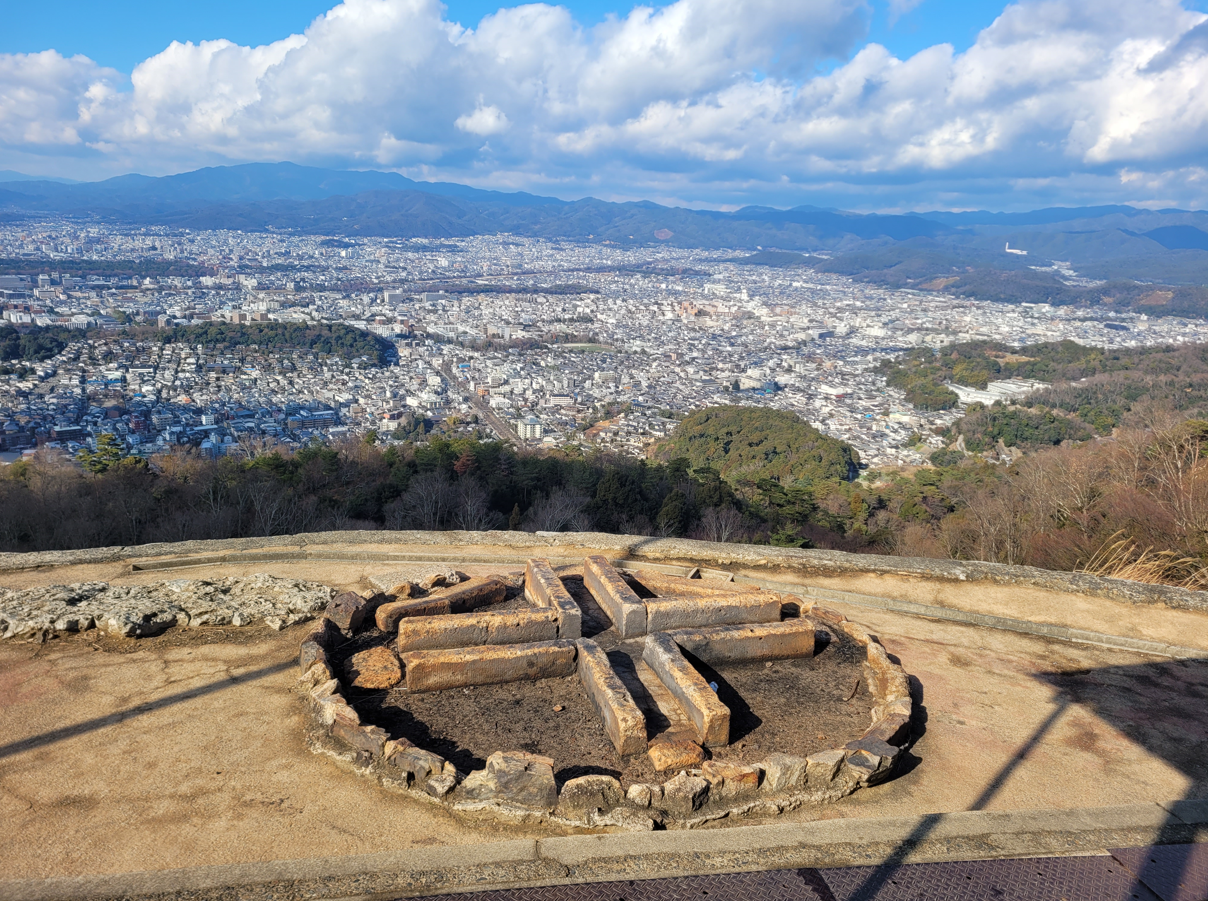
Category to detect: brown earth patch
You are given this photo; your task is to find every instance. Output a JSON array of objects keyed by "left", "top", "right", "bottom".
[
  {"left": 1140, "top": 290, "right": 1174, "bottom": 306},
  {"left": 695, "top": 629, "right": 875, "bottom": 766}
]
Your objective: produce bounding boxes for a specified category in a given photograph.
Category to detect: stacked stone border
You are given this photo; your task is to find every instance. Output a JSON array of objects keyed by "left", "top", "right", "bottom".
[{"left": 296, "top": 571, "right": 916, "bottom": 832}]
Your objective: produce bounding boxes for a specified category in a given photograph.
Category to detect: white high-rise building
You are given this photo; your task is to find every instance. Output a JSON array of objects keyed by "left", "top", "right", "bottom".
[{"left": 517, "top": 416, "right": 544, "bottom": 440}]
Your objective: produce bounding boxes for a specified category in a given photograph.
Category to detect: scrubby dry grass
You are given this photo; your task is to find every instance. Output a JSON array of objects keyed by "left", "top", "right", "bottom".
[{"left": 1078, "top": 531, "right": 1208, "bottom": 590}]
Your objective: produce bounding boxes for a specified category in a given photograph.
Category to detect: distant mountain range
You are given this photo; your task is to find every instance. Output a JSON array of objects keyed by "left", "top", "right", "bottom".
[
  {"left": 3, "top": 162, "right": 1208, "bottom": 314},
  {"left": 0, "top": 161, "right": 951, "bottom": 247}
]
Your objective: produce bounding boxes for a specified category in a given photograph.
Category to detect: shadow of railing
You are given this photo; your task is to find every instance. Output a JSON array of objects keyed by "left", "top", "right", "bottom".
[
  {"left": 839, "top": 655, "right": 1208, "bottom": 900},
  {"left": 0, "top": 659, "right": 292, "bottom": 761}
]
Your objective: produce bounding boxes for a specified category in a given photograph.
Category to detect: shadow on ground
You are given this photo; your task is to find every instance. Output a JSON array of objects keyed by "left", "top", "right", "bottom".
[{"left": 838, "top": 657, "right": 1208, "bottom": 900}]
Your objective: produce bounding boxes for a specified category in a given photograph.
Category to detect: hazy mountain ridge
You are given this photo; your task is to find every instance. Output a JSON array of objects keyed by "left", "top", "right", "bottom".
[{"left": 4, "top": 162, "right": 1208, "bottom": 314}]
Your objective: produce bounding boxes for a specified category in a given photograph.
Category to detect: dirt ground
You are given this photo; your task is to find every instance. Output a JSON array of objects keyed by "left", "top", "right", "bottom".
[{"left": 700, "top": 633, "right": 875, "bottom": 766}]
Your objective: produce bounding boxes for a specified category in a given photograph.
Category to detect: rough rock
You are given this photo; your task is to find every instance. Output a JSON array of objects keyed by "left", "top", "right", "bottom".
[
  {"left": 761, "top": 754, "right": 808, "bottom": 793},
  {"left": 386, "top": 746, "right": 446, "bottom": 783},
  {"left": 660, "top": 772, "right": 709, "bottom": 816},
  {"left": 701, "top": 760, "right": 761, "bottom": 801},
  {"left": 344, "top": 646, "right": 403, "bottom": 689},
  {"left": 299, "top": 640, "right": 327, "bottom": 673},
  {"left": 0, "top": 575, "right": 332, "bottom": 640},
  {"left": 425, "top": 774, "right": 457, "bottom": 799},
  {"left": 863, "top": 712, "right": 911, "bottom": 746},
  {"left": 844, "top": 737, "right": 900, "bottom": 784},
  {"left": 331, "top": 720, "right": 388, "bottom": 757},
  {"left": 843, "top": 749, "right": 888, "bottom": 786},
  {"left": 806, "top": 749, "right": 847, "bottom": 788},
  {"left": 326, "top": 591, "right": 370, "bottom": 632},
  {"left": 626, "top": 783, "right": 663, "bottom": 808},
  {"left": 556, "top": 774, "right": 623, "bottom": 815},
  {"left": 419, "top": 571, "right": 466, "bottom": 591},
  {"left": 458, "top": 751, "right": 558, "bottom": 811},
  {"left": 586, "top": 807, "right": 656, "bottom": 830},
  {"left": 298, "top": 660, "right": 333, "bottom": 689},
  {"left": 648, "top": 736, "right": 706, "bottom": 772}
]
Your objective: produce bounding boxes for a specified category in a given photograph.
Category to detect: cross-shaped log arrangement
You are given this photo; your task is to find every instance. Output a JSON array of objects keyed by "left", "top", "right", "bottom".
[{"left": 298, "top": 557, "right": 915, "bottom": 830}]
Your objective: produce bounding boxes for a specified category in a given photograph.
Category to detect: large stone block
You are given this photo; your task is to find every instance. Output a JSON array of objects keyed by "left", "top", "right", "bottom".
[
  {"left": 375, "top": 596, "right": 455, "bottom": 633},
  {"left": 524, "top": 559, "right": 582, "bottom": 638},
  {"left": 647, "top": 736, "right": 705, "bottom": 772},
  {"left": 402, "top": 640, "right": 577, "bottom": 692},
  {"left": 344, "top": 646, "right": 402, "bottom": 689},
  {"left": 435, "top": 577, "right": 507, "bottom": 611},
  {"left": 557, "top": 774, "right": 623, "bottom": 815},
  {"left": 761, "top": 753, "right": 808, "bottom": 793},
  {"left": 806, "top": 749, "right": 847, "bottom": 788},
  {"left": 667, "top": 619, "right": 816, "bottom": 664},
  {"left": 701, "top": 760, "right": 761, "bottom": 801},
  {"left": 459, "top": 751, "right": 558, "bottom": 811},
  {"left": 643, "top": 592, "right": 782, "bottom": 632},
  {"left": 642, "top": 631, "right": 730, "bottom": 748},
  {"left": 325, "top": 590, "right": 370, "bottom": 632},
  {"left": 583, "top": 555, "right": 647, "bottom": 638},
  {"left": 575, "top": 639, "right": 647, "bottom": 756},
  {"left": 376, "top": 577, "right": 507, "bottom": 632},
  {"left": 660, "top": 772, "right": 709, "bottom": 816},
  {"left": 397, "top": 609, "right": 559, "bottom": 653}
]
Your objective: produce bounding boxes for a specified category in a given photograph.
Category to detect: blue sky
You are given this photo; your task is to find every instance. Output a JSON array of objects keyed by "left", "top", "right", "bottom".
[
  {"left": 2, "top": 0, "right": 1004, "bottom": 72},
  {"left": 2, "top": 0, "right": 1208, "bottom": 211}
]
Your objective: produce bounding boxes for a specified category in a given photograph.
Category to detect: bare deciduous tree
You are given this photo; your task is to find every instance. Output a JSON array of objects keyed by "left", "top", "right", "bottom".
[
  {"left": 697, "top": 506, "right": 744, "bottom": 543},
  {"left": 524, "top": 488, "right": 591, "bottom": 532},
  {"left": 452, "top": 478, "right": 502, "bottom": 531}
]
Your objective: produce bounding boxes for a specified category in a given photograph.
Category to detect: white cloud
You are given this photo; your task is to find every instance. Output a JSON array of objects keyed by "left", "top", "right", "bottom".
[
  {"left": 456, "top": 103, "right": 510, "bottom": 135},
  {"left": 1, "top": 0, "right": 1208, "bottom": 208}
]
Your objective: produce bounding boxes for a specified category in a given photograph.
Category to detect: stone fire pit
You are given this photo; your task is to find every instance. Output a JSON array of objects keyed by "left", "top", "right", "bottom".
[{"left": 298, "top": 557, "right": 916, "bottom": 830}]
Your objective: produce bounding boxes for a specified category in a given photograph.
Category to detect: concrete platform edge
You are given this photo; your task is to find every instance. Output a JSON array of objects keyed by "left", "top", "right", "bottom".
[{"left": 3, "top": 802, "right": 1206, "bottom": 901}]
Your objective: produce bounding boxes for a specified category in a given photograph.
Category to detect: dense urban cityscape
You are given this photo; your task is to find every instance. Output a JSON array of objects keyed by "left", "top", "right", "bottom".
[{"left": 4, "top": 222, "right": 1208, "bottom": 468}]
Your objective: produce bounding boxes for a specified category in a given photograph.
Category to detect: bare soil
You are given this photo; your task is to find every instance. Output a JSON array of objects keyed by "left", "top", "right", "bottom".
[{"left": 698, "top": 629, "right": 876, "bottom": 766}]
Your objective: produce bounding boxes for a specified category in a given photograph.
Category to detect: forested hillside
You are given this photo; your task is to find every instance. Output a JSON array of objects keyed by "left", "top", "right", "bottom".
[
  {"left": 651, "top": 406, "right": 860, "bottom": 484},
  {"left": 881, "top": 341, "right": 1208, "bottom": 449},
  {"left": 2, "top": 406, "right": 1206, "bottom": 587}
]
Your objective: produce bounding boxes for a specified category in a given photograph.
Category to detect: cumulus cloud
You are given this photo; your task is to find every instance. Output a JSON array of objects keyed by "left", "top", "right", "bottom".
[
  {"left": 1, "top": 0, "right": 1208, "bottom": 207},
  {"left": 456, "top": 103, "right": 510, "bottom": 135}
]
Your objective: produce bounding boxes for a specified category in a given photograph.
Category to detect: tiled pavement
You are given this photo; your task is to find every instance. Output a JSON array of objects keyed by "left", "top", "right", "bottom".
[{"left": 406, "top": 844, "right": 1208, "bottom": 901}]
